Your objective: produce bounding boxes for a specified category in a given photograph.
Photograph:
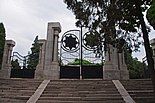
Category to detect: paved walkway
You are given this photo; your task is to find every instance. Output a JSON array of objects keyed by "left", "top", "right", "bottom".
[
  {"left": 113, "top": 80, "right": 136, "bottom": 103},
  {"left": 26, "top": 80, "right": 50, "bottom": 103}
]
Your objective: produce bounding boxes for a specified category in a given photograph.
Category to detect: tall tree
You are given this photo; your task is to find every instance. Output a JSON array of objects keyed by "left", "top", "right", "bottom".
[
  {"left": 27, "top": 36, "right": 40, "bottom": 69},
  {"left": 64, "top": 0, "right": 155, "bottom": 91},
  {"left": 0, "top": 23, "right": 6, "bottom": 69},
  {"left": 115, "top": 0, "right": 155, "bottom": 90},
  {"left": 64, "top": 0, "right": 141, "bottom": 51}
]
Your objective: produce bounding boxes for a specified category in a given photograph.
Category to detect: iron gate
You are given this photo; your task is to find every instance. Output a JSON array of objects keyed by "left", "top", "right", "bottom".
[
  {"left": 60, "top": 29, "right": 104, "bottom": 79},
  {"left": 10, "top": 52, "right": 35, "bottom": 78}
]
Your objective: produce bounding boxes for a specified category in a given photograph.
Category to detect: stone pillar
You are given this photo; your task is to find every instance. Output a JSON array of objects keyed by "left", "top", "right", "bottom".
[
  {"left": 50, "top": 30, "right": 60, "bottom": 79},
  {"left": 119, "top": 51, "right": 129, "bottom": 80},
  {"left": 0, "top": 40, "right": 15, "bottom": 78},
  {"left": 43, "top": 22, "right": 61, "bottom": 80},
  {"left": 53, "top": 30, "right": 59, "bottom": 62},
  {"left": 35, "top": 39, "right": 46, "bottom": 79},
  {"left": 103, "top": 44, "right": 120, "bottom": 79},
  {"left": 112, "top": 47, "right": 119, "bottom": 70}
]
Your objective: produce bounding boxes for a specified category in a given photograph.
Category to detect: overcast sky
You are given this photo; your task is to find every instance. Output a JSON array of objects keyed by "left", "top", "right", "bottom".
[
  {"left": 0, "top": 0, "right": 77, "bottom": 55},
  {"left": 0, "top": 0, "right": 155, "bottom": 61}
]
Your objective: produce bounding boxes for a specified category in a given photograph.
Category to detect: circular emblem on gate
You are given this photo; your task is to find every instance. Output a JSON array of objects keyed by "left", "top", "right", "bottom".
[
  {"left": 83, "top": 31, "right": 100, "bottom": 50},
  {"left": 61, "top": 33, "right": 80, "bottom": 52}
]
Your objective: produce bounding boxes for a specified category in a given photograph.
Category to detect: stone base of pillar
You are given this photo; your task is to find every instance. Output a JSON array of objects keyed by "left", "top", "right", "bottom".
[
  {"left": 43, "top": 62, "right": 60, "bottom": 80},
  {"left": 120, "top": 70, "right": 129, "bottom": 80},
  {"left": 35, "top": 65, "right": 44, "bottom": 79},
  {"left": 120, "top": 64, "right": 129, "bottom": 80},
  {"left": 0, "top": 66, "right": 11, "bottom": 78},
  {"left": 104, "top": 61, "right": 113, "bottom": 69},
  {"left": 103, "top": 69, "right": 120, "bottom": 80},
  {"left": 103, "top": 61, "right": 120, "bottom": 79}
]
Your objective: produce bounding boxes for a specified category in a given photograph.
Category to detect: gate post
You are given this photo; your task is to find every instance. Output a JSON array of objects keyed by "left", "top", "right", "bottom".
[
  {"left": 103, "top": 44, "right": 120, "bottom": 79},
  {"left": 0, "top": 40, "right": 15, "bottom": 78},
  {"left": 43, "top": 22, "right": 61, "bottom": 80},
  {"left": 35, "top": 39, "right": 46, "bottom": 79},
  {"left": 119, "top": 51, "right": 129, "bottom": 80}
]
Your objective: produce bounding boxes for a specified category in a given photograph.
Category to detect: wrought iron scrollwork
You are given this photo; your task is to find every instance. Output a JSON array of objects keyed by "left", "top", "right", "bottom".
[
  {"left": 60, "top": 29, "right": 104, "bottom": 66},
  {"left": 83, "top": 31, "right": 101, "bottom": 51},
  {"left": 61, "top": 33, "right": 80, "bottom": 52},
  {"left": 12, "top": 52, "right": 29, "bottom": 69}
]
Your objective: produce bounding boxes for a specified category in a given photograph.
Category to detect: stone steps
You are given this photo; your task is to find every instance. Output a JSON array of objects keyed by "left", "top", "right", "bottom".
[
  {"left": 0, "top": 78, "right": 42, "bottom": 103},
  {"left": 37, "top": 100, "right": 125, "bottom": 103},
  {"left": 121, "top": 79, "right": 155, "bottom": 103},
  {"left": 38, "top": 96, "right": 123, "bottom": 100},
  {"left": 0, "top": 78, "right": 155, "bottom": 103},
  {"left": 37, "top": 80, "right": 124, "bottom": 103},
  {"left": 0, "top": 98, "right": 27, "bottom": 103},
  {"left": 41, "top": 93, "right": 121, "bottom": 97}
]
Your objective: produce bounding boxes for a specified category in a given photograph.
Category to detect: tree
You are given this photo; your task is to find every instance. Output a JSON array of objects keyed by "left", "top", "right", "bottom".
[
  {"left": 112, "top": 0, "right": 155, "bottom": 92},
  {"left": 68, "top": 58, "right": 92, "bottom": 65},
  {"left": 68, "top": 58, "right": 102, "bottom": 66},
  {"left": 127, "top": 0, "right": 155, "bottom": 91},
  {"left": 27, "top": 36, "right": 40, "bottom": 69},
  {"left": 129, "top": 58, "right": 146, "bottom": 79},
  {"left": 0, "top": 23, "right": 6, "bottom": 69},
  {"left": 64, "top": 0, "right": 155, "bottom": 91},
  {"left": 124, "top": 48, "right": 146, "bottom": 79},
  {"left": 147, "top": 0, "right": 155, "bottom": 29},
  {"left": 11, "top": 59, "right": 21, "bottom": 69}
]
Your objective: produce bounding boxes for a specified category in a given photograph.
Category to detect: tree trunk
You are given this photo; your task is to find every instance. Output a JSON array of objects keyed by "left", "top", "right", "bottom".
[{"left": 138, "top": 7, "right": 155, "bottom": 93}]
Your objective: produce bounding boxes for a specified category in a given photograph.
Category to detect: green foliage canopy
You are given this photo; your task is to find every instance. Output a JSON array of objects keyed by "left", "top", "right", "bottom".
[
  {"left": 27, "top": 36, "right": 40, "bottom": 69},
  {"left": 124, "top": 49, "right": 146, "bottom": 79},
  {"left": 68, "top": 58, "right": 92, "bottom": 65},
  {"left": 64, "top": 0, "right": 155, "bottom": 87},
  {"left": 68, "top": 58, "right": 102, "bottom": 66},
  {"left": 147, "top": 0, "right": 155, "bottom": 29},
  {"left": 64, "top": 0, "right": 151, "bottom": 51},
  {"left": 128, "top": 58, "right": 145, "bottom": 79}
]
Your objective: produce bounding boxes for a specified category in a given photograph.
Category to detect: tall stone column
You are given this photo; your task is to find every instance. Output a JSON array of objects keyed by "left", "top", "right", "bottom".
[
  {"left": 0, "top": 40, "right": 15, "bottom": 78},
  {"left": 119, "top": 51, "right": 129, "bottom": 80},
  {"left": 50, "top": 30, "right": 60, "bottom": 79},
  {"left": 112, "top": 47, "right": 119, "bottom": 70},
  {"left": 43, "top": 22, "right": 61, "bottom": 80},
  {"left": 53, "top": 30, "right": 59, "bottom": 62},
  {"left": 103, "top": 44, "right": 120, "bottom": 79},
  {"left": 35, "top": 39, "right": 46, "bottom": 79}
]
